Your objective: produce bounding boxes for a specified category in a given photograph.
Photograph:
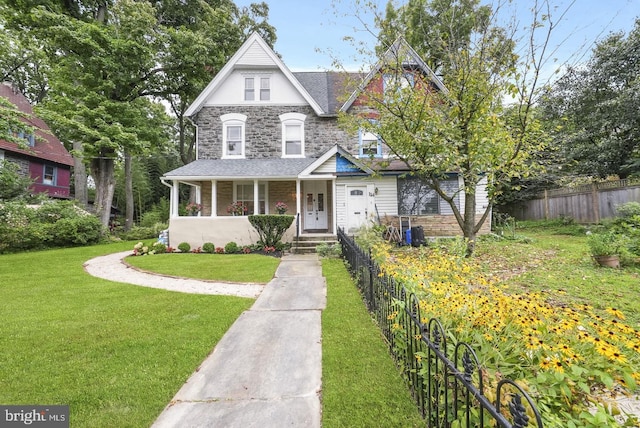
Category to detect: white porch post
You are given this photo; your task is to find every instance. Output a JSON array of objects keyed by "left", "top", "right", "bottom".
[
  {"left": 296, "top": 179, "right": 301, "bottom": 235},
  {"left": 253, "top": 179, "right": 259, "bottom": 215},
  {"left": 171, "top": 180, "right": 179, "bottom": 217},
  {"left": 195, "top": 185, "right": 202, "bottom": 216},
  {"left": 332, "top": 178, "right": 337, "bottom": 235},
  {"left": 211, "top": 180, "right": 217, "bottom": 217}
]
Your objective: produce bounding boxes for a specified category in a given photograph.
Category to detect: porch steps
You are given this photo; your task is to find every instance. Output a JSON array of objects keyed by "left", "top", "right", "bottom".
[{"left": 291, "top": 234, "right": 338, "bottom": 254}]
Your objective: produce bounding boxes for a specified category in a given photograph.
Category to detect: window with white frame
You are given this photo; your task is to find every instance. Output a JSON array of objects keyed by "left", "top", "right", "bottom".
[
  {"left": 43, "top": 164, "right": 56, "bottom": 186},
  {"left": 220, "top": 113, "right": 247, "bottom": 158},
  {"left": 279, "top": 113, "right": 305, "bottom": 157},
  {"left": 0, "top": 150, "right": 4, "bottom": 160},
  {"left": 359, "top": 129, "right": 382, "bottom": 158},
  {"left": 260, "top": 77, "right": 270, "bottom": 101},
  {"left": 244, "top": 78, "right": 254, "bottom": 101},
  {"left": 234, "top": 182, "right": 266, "bottom": 214}
]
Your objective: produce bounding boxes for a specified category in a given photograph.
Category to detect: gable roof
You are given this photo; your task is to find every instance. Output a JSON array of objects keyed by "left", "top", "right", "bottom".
[
  {"left": 185, "top": 32, "right": 327, "bottom": 117},
  {"left": 340, "top": 37, "right": 448, "bottom": 112},
  {"left": 293, "top": 72, "right": 362, "bottom": 116},
  {"left": 0, "top": 83, "right": 74, "bottom": 167}
]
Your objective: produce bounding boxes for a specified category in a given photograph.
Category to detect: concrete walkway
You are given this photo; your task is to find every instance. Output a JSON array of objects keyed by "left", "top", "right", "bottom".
[{"left": 147, "top": 253, "right": 326, "bottom": 428}]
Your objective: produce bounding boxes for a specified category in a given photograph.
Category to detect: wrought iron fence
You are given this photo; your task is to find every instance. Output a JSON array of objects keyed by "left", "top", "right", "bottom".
[{"left": 337, "top": 227, "right": 544, "bottom": 428}]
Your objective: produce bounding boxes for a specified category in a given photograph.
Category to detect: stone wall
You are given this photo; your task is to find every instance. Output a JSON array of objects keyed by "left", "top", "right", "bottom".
[{"left": 195, "top": 105, "right": 357, "bottom": 159}]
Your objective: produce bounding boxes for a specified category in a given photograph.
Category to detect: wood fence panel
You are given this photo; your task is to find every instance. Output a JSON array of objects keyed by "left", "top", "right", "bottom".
[{"left": 500, "top": 182, "right": 640, "bottom": 223}]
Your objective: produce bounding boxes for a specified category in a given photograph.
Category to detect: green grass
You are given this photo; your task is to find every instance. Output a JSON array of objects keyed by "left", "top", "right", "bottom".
[
  {"left": 0, "top": 241, "right": 254, "bottom": 427},
  {"left": 321, "top": 258, "right": 425, "bottom": 427},
  {"left": 125, "top": 253, "right": 280, "bottom": 283},
  {"left": 476, "top": 229, "right": 640, "bottom": 327}
]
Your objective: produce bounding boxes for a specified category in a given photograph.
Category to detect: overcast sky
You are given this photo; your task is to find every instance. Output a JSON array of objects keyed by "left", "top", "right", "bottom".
[{"left": 235, "top": 0, "right": 639, "bottom": 83}]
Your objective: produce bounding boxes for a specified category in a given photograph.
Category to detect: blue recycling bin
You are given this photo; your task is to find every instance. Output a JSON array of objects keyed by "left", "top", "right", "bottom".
[{"left": 405, "top": 228, "right": 412, "bottom": 245}]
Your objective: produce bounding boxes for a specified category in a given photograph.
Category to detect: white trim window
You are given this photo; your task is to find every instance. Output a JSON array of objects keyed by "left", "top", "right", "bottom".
[
  {"left": 260, "top": 77, "right": 270, "bottom": 101},
  {"left": 220, "top": 113, "right": 247, "bottom": 158},
  {"left": 359, "top": 129, "right": 382, "bottom": 158},
  {"left": 244, "top": 78, "right": 255, "bottom": 101},
  {"left": 279, "top": 113, "right": 306, "bottom": 158},
  {"left": 234, "top": 182, "right": 267, "bottom": 214},
  {"left": 43, "top": 164, "right": 57, "bottom": 186}
]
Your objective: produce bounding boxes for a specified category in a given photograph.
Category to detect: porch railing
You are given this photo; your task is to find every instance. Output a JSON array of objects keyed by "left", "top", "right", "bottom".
[{"left": 337, "top": 227, "right": 544, "bottom": 427}]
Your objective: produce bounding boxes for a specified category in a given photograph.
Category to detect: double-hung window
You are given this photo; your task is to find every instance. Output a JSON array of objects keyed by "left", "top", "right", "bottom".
[
  {"left": 260, "top": 77, "right": 270, "bottom": 101},
  {"left": 43, "top": 164, "right": 56, "bottom": 186},
  {"left": 220, "top": 114, "right": 247, "bottom": 158},
  {"left": 280, "top": 113, "right": 305, "bottom": 158},
  {"left": 244, "top": 78, "right": 254, "bottom": 101}
]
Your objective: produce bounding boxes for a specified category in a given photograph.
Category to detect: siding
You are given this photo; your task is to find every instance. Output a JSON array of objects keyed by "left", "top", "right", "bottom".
[{"left": 236, "top": 40, "right": 276, "bottom": 66}]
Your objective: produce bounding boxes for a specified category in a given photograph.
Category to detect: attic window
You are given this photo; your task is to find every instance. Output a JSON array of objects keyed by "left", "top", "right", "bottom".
[
  {"left": 260, "top": 77, "right": 270, "bottom": 101},
  {"left": 359, "top": 130, "right": 382, "bottom": 158},
  {"left": 244, "top": 78, "right": 254, "bottom": 101}
]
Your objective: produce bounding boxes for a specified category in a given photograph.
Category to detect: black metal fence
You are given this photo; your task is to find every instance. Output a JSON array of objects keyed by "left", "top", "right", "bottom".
[{"left": 337, "top": 227, "right": 544, "bottom": 428}]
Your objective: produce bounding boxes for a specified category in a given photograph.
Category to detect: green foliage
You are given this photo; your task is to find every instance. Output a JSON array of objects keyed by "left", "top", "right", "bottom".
[
  {"left": 615, "top": 201, "right": 640, "bottom": 219},
  {"left": 118, "top": 224, "right": 165, "bottom": 241},
  {"left": 316, "top": 242, "right": 342, "bottom": 258},
  {"left": 248, "top": 214, "right": 294, "bottom": 247},
  {"left": 587, "top": 232, "right": 625, "bottom": 257},
  {"left": 0, "top": 160, "right": 33, "bottom": 201},
  {"left": 177, "top": 242, "right": 190, "bottom": 253},
  {"left": 541, "top": 21, "right": 640, "bottom": 178},
  {"left": 0, "top": 200, "right": 104, "bottom": 253},
  {"left": 224, "top": 241, "right": 239, "bottom": 254},
  {"left": 202, "top": 242, "right": 215, "bottom": 254}
]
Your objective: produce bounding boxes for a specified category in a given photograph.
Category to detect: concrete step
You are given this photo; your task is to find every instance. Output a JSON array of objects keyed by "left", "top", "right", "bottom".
[{"left": 290, "top": 235, "right": 338, "bottom": 254}]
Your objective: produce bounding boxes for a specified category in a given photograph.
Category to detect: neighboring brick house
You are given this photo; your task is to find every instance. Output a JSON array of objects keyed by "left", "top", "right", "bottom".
[
  {"left": 0, "top": 82, "right": 74, "bottom": 198},
  {"left": 161, "top": 33, "right": 490, "bottom": 248}
]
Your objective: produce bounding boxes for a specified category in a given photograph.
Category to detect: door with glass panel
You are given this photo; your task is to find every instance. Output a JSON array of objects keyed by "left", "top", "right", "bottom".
[{"left": 304, "top": 181, "right": 327, "bottom": 230}]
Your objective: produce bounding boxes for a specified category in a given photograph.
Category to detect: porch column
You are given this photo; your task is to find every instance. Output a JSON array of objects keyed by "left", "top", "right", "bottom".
[
  {"left": 171, "top": 180, "right": 179, "bottom": 218},
  {"left": 211, "top": 180, "right": 217, "bottom": 217},
  {"left": 332, "top": 178, "right": 337, "bottom": 235},
  {"left": 296, "top": 179, "right": 301, "bottom": 235},
  {"left": 196, "top": 185, "right": 202, "bottom": 217},
  {"left": 253, "top": 179, "right": 259, "bottom": 215}
]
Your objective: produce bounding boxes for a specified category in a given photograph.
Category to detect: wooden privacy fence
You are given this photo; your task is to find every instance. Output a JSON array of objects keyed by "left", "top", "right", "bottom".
[{"left": 501, "top": 179, "right": 640, "bottom": 223}]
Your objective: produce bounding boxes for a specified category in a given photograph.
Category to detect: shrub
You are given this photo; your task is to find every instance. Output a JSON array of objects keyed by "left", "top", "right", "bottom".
[
  {"left": 177, "top": 242, "right": 191, "bottom": 253},
  {"left": 118, "top": 225, "right": 160, "bottom": 241},
  {"left": 615, "top": 201, "right": 640, "bottom": 219},
  {"left": 202, "top": 242, "right": 216, "bottom": 253},
  {"left": 316, "top": 242, "right": 342, "bottom": 258},
  {"left": 224, "top": 241, "right": 239, "bottom": 254},
  {"left": 151, "top": 242, "right": 167, "bottom": 254},
  {"left": 248, "top": 214, "right": 294, "bottom": 247},
  {"left": 215, "top": 247, "right": 224, "bottom": 254}
]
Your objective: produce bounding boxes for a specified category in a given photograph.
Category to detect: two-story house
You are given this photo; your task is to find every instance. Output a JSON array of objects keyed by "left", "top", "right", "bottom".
[
  {"left": 161, "top": 33, "right": 490, "bottom": 248},
  {"left": 0, "top": 82, "right": 74, "bottom": 198}
]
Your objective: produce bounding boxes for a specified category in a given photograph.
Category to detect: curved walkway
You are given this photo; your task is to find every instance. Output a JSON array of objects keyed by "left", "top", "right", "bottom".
[
  {"left": 83, "top": 251, "right": 264, "bottom": 298},
  {"left": 83, "top": 251, "right": 326, "bottom": 428}
]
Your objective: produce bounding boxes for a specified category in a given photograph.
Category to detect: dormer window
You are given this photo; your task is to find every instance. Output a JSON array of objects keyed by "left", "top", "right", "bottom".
[
  {"left": 220, "top": 113, "right": 247, "bottom": 158},
  {"left": 280, "top": 113, "right": 305, "bottom": 158}
]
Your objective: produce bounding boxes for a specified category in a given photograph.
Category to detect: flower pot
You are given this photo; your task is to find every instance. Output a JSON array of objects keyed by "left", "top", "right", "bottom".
[{"left": 593, "top": 255, "right": 620, "bottom": 268}]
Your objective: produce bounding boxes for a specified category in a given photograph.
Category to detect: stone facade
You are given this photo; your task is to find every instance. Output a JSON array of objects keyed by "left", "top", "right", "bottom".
[{"left": 194, "top": 105, "right": 356, "bottom": 159}]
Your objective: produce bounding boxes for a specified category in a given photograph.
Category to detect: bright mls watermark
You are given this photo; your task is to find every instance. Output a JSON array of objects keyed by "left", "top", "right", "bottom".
[{"left": 0, "top": 406, "right": 68, "bottom": 427}]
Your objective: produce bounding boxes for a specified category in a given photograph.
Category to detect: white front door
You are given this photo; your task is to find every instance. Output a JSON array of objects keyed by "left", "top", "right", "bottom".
[
  {"left": 346, "top": 186, "right": 369, "bottom": 233},
  {"left": 304, "top": 181, "right": 328, "bottom": 230}
]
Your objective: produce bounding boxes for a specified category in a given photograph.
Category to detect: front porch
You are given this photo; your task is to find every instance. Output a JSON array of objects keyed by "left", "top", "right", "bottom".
[{"left": 163, "top": 178, "right": 336, "bottom": 248}]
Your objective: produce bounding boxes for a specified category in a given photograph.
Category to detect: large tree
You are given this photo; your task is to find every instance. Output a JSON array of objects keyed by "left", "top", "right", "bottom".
[
  {"left": 344, "top": 0, "right": 557, "bottom": 255},
  {"left": 542, "top": 19, "right": 640, "bottom": 179}
]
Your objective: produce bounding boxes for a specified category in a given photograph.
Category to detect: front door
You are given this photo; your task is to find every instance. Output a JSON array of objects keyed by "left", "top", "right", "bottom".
[
  {"left": 304, "top": 181, "right": 328, "bottom": 230},
  {"left": 346, "top": 186, "right": 368, "bottom": 233}
]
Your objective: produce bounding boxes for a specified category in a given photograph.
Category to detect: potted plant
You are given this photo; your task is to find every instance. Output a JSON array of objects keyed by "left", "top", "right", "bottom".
[
  {"left": 587, "top": 231, "right": 623, "bottom": 268},
  {"left": 227, "top": 201, "right": 247, "bottom": 216},
  {"left": 185, "top": 202, "right": 202, "bottom": 216},
  {"left": 275, "top": 201, "right": 288, "bottom": 214}
]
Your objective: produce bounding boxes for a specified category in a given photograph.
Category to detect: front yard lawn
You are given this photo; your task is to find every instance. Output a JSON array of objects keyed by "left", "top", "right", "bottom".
[{"left": 0, "top": 241, "right": 254, "bottom": 427}]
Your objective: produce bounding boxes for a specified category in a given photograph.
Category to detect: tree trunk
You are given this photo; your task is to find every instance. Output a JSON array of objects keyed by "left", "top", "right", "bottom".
[
  {"left": 72, "top": 140, "right": 88, "bottom": 208},
  {"left": 124, "top": 152, "right": 134, "bottom": 231},
  {"left": 91, "top": 157, "right": 116, "bottom": 228},
  {"left": 462, "top": 190, "right": 477, "bottom": 257}
]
